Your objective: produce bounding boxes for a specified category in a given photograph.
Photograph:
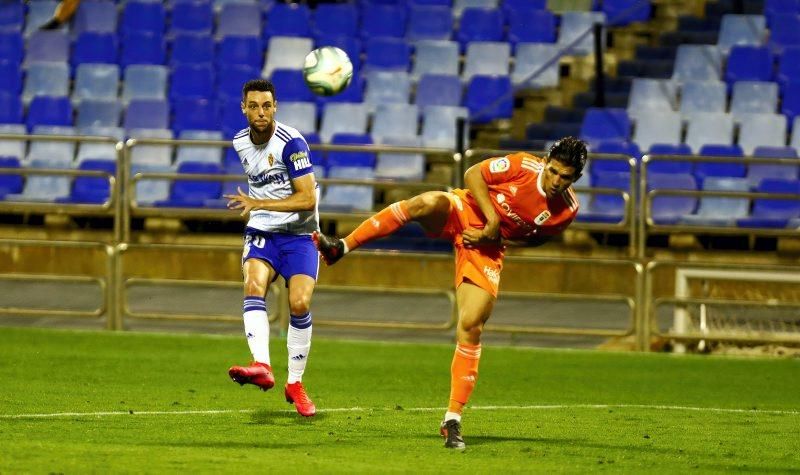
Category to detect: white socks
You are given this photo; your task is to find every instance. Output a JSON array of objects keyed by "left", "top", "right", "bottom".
[
  {"left": 287, "top": 312, "right": 312, "bottom": 384},
  {"left": 243, "top": 296, "right": 270, "bottom": 365},
  {"left": 444, "top": 411, "right": 462, "bottom": 422}
]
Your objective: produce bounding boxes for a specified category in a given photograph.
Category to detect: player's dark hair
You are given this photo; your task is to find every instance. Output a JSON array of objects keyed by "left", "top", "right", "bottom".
[
  {"left": 547, "top": 136, "right": 587, "bottom": 177},
  {"left": 242, "top": 79, "right": 276, "bottom": 101}
]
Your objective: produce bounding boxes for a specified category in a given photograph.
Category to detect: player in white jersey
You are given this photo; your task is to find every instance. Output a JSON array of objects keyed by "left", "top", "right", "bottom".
[{"left": 224, "top": 79, "right": 319, "bottom": 417}]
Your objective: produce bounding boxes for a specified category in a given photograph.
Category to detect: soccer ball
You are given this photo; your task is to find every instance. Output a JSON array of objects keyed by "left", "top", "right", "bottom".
[{"left": 303, "top": 46, "right": 354, "bottom": 96}]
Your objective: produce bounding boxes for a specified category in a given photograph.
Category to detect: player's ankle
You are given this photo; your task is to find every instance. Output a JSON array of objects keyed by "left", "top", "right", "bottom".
[{"left": 444, "top": 411, "right": 462, "bottom": 422}]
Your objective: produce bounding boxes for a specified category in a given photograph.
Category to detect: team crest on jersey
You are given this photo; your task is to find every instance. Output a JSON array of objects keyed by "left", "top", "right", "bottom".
[
  {"left": 489, "top": 157, "right": 510, "bottom": 173},
  {"left": 289, "top": 151, "right": 312, "bottom": 171},
  {"left": 268, "top": 153, "right": 274, "bottom": 167},
  {"left": 534, "top": 210, "right": 551, "bottom": 225}
]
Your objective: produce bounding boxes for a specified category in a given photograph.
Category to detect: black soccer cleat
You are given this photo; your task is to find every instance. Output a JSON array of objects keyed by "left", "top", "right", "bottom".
[
  {"left": 440, "top": 419, "right": 466, "bottom": 451},
  {"left": 312, "top": 231, "right": 345, "bottom": 266}
]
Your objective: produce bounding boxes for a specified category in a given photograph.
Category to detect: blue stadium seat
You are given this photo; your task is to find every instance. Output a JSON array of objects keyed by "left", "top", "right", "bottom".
[
  {"left": 219, "top": 98, "right": 248, "bottom": 138},
  {"left": 170, "top": 64, "right": 215, "bottom": 100},
  {"left": 768, "top": 14, "right": 800, "bottom": 53},
  {"left": 365, "top": 37, "right": 411, "bottom": 71},
  {"left": 25, "top": 31, "right": 69, "bottom": 64},
  {"left": 738, "top": 113, "right": 787, "bottom": 155},
  {"left": 72, "top": 32, "right": 118, "bottom": 68},
  {"left": 737, "top": 178, "right": 800, "bottom": 227},
  {"left": 415, "top": 74, "right": 462, "bottom": 108},
  {"left": 175, "top": 130, "right": 224, "bottom": 165},
  {"left": 777, "top": 47, "right": 800, "bottom": 91},
  {"left": 456, "top": 8, "right": 504, "bottom": 49},
  {"left": 374, "top": 136, "right": 425, "bottom": 181},
  {"left": 725, "top": 46, "right": 773, "bottom": 85},
  {"left": 627, "top": 79, "right": 678, "bottom": 120},
  {"left": 647, "top": 143, "right": 693, "bottom": 175},
  {"left": 22, "top": 62, "right": 69, "bottom": 104},
  {"left": 27, "top": 126, "right": 76, "bottom": 165},
  {"left": 262, "top": 36, "right": 314, "bottom": 77},
  {"left": 217, "top": 36, "right": 263, "bottom": 70},
  {"left": 319, "top": 165, "right": 375, "bottom": 212},
  {"left": 76, "top": 99, "right": 121, "bottom": 129},
  {"left": 156, "top": 161, "right": 223, "bottom": 207},
  {"left": 223, "top": 147, "right": 244, "bottom": 174},
  {"left": 0, "top": 156, "right": 23, "bottom": 199},
  {"left": 730, "top": 81, "right": 778, "bottom": 119},
  {"left": 0, "top": 2, "right": 24, "bottom": 32},
  {"left": 557, "top": 12, "right": 606, "bottom": 56},
  {"left": 263, "top": 3, "right": 311, "bottom": 41},
  {"left": 129, "top": 128, "right": 174, "bottom": 167},
  {"left": 22, "top": 1, "right": 56, "bottom": 36},
  {"left": 0, "top": 65, "right": 17, "bottom": 97},
  {"left": 60, "top": 159, "right": 116, "bottom": 204},
  {"left": 269, "top": 69, "right": 314, "bottom": 102},
  {"left": 685, "top": 112, "right": 735, "bottom": 153},
  {"left": 633, "top": 111, "right": 682, "bottom": 152},
  {"left": 591, "top": 141, "right": 640, "bottom": 176},
  {"left": 361, "top": 4, "right": 406, "bottom": 39},
  {"left": 217, "top": 3, "right": 261, "bottom": 39},
  {"left": 276, "top": 101, "right": 317, "bottom": 135},
  {"left": 578, "top": 172, "right": 630, "bottom": 224},
  {"left": 218, "top": 65, "right": 259, "bottom": 101},
  {"left": 421, "top": 105, "right": 469, "bottom": 148},
  {"left": 748, "top": 146, "right": 800, "bottom": 188},
  {"left": 411, "top": 40, "right": 459, "bottom": 80},
  {"left": 0, "top": 32, "right": 23, "bottom": 65},
  {"left": 74, "top": 1, "right": 117, "bottom": 35},
  {"left": 124, "top": 99, "right": 170, "bottom": 131},
  {"left": 73, "top": 64, "right": 119, "bottom": 103},
  {"left": 602, "top": 0, "right": 651, "bottom": 26},
  {"left": 781, "top": 81, "right": 800, "bottom": 121},
  {"left": 694, "top": 144, "right": 746, "bottom": 184},
  {"left": 319, "top": 103, "right": 369, "bottom": 142},
  {"left": 0, "top": 124, "right": 26, "bottom": 159},
  {"left": 502, "top": 0, "right": 546, "bottom": 15},
  {"left": 131, "top": 163, "right": 171, "bottom": 205},
  {"left": 371, "top": 103, "right": 419, "bottom": 143},
  {"left": 580, "top": 108, "right": 631, "bottom": 147},
  {"left": 718, "top": 15, "right": 767, "bottom": 54},
  {"left": 407, "top": 5, "right": 452, "bottom": 41},
  {"left": 121, "top": 1, "right": 166, "bottom": 36},
  {"left": 328, "top": 133, "right": 376, "bottom": 168},
  {"left": 680, "top": 177, "right": 750, "bottom": 226},
  {"left": 171, "top": 98, "right": 217, "bottom": 134},
  {"left": 511, "top": 43, "right": 559, "bottom": 88},
  {"left": 120, "top": 31, "right": 166, "bottom": 67},
  {"left": 170, "top": 1, "right": 214, "bottom": 36},
  {"left": 672, "top": 45, "right": 723, "bottom": 83},
  {"left": 465, "top": 75, "right": 512, "bottom": 123},
  {"left": 314, "top": 34, "right": 362, "bottom": 73},
  {"left": 123, "top": 65, "right": 168, "bottom": 103},
  {"left": 27, "top": 96, "right": 72, "bottom": 129},
  {"left": 647, "top": 173, "right": 698, "bottom": 224},
  {"left": 0, "top": 93, "right": 22, "bottom": 124},
  {"left": 679, "top": 80, "right": 727, "bottom": 118},
  {"left": 507, "top": 10, "right": 555, "bottom": 47},
  {"left": 766, "top": 0, "right": 800, "bottom": 26},
  {"left": 171, "top": 34, "right": 214, "bottom": 66},
  {"left": 463, "top": 41, "right": 510, "bottom": 81},
  {"left": 313, "top": 3, "right": 358, "bottom": 39},
  {"left": 364, "top": 71, "right": 411, "bottom": 108},
  {"left": 4, "top": 159, "right": 71, "bottom": 203}
]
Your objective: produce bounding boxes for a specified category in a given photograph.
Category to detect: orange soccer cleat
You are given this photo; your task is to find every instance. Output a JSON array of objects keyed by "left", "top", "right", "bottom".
[
  {"left": 285, "top": 382, "right": 316, "bottom": 417},
  {"left": 228, "top": 362, "right": 275, "bottom": 391}
]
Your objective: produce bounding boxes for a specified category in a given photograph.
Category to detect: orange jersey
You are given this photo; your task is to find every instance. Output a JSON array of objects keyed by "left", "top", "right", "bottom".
[{"left": 455, "top": 152, "right": 579, "bottom": 240}]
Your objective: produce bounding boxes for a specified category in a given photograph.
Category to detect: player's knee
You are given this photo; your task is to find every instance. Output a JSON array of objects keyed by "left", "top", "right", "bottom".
[
  {"left": 244, "top": 279, "right": 267, "bottom": 297},
  {"left": 407, "top": 193, "right": 446, "bottom": 217},
  {"left": 458, "top": 318, "right": 484, "bottom": 337},
  {"left": 289, "top": 294, "right": 312, "bottom": 315}
]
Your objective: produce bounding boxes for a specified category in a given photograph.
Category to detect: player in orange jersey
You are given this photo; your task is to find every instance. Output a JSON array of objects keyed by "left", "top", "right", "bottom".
[{"left": 313, "top": 137, "right": 587, "bottom": 450}]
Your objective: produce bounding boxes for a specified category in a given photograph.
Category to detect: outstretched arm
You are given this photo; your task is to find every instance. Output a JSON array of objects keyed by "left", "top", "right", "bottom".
[
  {"left": 462, "top": 163, "right": 501, "bottom": 246},
  {"left": 225, "top": 174, "right": 316, "bottom": 216}
]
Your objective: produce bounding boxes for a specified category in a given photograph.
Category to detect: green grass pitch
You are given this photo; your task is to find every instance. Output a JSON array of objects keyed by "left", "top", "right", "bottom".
[{"left": 1, "top": 327, "right": 799, "bottom": 473}]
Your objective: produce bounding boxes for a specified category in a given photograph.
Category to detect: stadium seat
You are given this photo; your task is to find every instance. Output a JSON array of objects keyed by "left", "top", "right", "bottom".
[
  {"left": 263, "top": 3, "right": 312, "bottom": 41},
  {"left": 454, "top": 0, "right": 499, "bottom": 18},
  {"left": 217, "top": 65, "right": 258, "bottom": 102},
  {"left": 730, "top": 81, "right": 778, "bottom": 119},
  {"left": 421, "top": 105, "right": 469, "bottom": 149},
  {"left": 627, "top": 79, "right": 678, "bottom": 120},
  {"left": 24, "top": 31, "right": 69, "bottom": 65},
  {"left": 411, "top": 40, "right": 460, "bottom": 80},
  {"left": 672, "top": 45, "right": 723, "bottom": 83},
  {"left": 171, "top": 98, "right": 217, "bottom": 135},
  {"left": 314, "top": 34, "right": 362, "bottom": 72},
  {"left": 27, "top": 97, "right": 72, "bottom": 130},
  {"left": 511, "top": 43, "right": 559, "bottom": 88},
  {"left": 328, "top": 133, "right": 376, "bottom": 168},
  {"left": 406, "top": 5, "right": 453, "bottom": 41},
  {"left": 4, "top": 159, "right": 71, "bottom": 203},
  {"left": 0, "top": 156, "right": 23, "bottom": 199},
  {"left": 633, "top": 111, "right": 682, "bottom": 152},
  {"left": 456, "top": 8, "right": 504, "bottom": 49},
  {"left": 275, "top": 101, "right": 317, "bottom": 135},
  {"left": 717, "top": 14, "right": 767, "bottom": 54},
  {"left": 0, "top": 93, "right": 22, "bottom": 124},
  {"left": 580, "top": 108, "right": 631, "bottom": 147},
  {"left": 465, "top": 75, "right": 513, "bottom": 124},
  {"left": 647, "top": 173, "right": 698, "bottom": 224},
  {"left": 0, "top": 124, "right": 27, "bottom": 159},
  {"left": 679, "top": 80, "right": 727, "bottom": 118},
  {"left": 122, "top": 65, "right": 168, "bottom": 104},
  {"left": 73, "top": 64, "right": 119, "bottom": 103},
  {"left": 725, "top": 46, "right": 773, "bottom": 85},
  {"left": 577, "top": 172, "right": 630, "bottom": 224},
  {"left": 131, "top": 163, "right": 171, "bottom": 205},
  {"left": 72, "top": 32, "right": 118, "bottom": 68},
  {"left": 171, "top": 34, "right": 214, "bottom": 66},
  {"left": 156, "top": 161, "right": 223, "bottom": 207},
  {"left": 170, "top": 1, "right": 214, "bottom": 36},
  {"left": 364, "top": 71, "right": 412, "bottom": 108},
  {"left": 777, "top": 47, "right": 800, "bottom": 91},
  {"left": 591, "top": 141, "right": 640, "bottom": 176},
  {"left": 737, "top": 178, "right": 800, "bottom": 227},
  {"left": 219, "top": 98, "right": 248, "bottom": 138},
  {"left": 738, "top": 113, "right": 787, "bottom": 155},
  {"left": 73, "top": 1, "right": 116, "bottom": 35},
  {"left": 371, "top": 104, "right": 419, "bottom": 143},
  {"left": 361, "top": 4, "right": 406, "bottom": 39},
  {"left": 557, "top": 12, "right": 606, "bottom": 56},
  {"left": 75, "top": 126, "right": 123, "bottom": 162},
  {"left": 781, "top": 81, "right": 800, "bottom": 122},
  {"left": 120, "top": 31, "right": 166, "bottom": 67},
  {"left": 647, "top": 143, "right": 693, "bottom": 175},
  {"left": 175, "top": 130, "right": 224, "bottom": 165},
  {"left": 463, "top": 41, "right": 511, "bottom": 81},
  {"left": 124, "top": 100, "right": 170, "bottom": 131},
  {"left": 217, "top": 3, "right": 261, "bottom": 39},
  {"left": 262, "top": 36, "right": 314, "bottom": 78},
  {"left": 22, "top": 62, "right": 69, "bottom": 104},
  {"left": 415, "top": 74, "right": 462, "bottom": 108},
  {"left": 121, "top": 1, "right": 166, "bottom": 36},
  {"left": 61, "top": 159, "right": 116, "bottom": 204},
  {"left": 269, "top": 69, "right": 314, "bottom": 102},
  {"left": 685, "top": 112, "right": 734, "bottom": 153},
  {"left": 0, "top": 32, "right": 23, "bottom": 65},
  {"left": 217, "top": 36, "right": 263, "bottom": 70},
  {"left": 22, "top": 1, "right": 57, "bottom": 36},
  {"left": 170, "top": 64, "right": 215, "bottom": 101},
  {"left": 748, "top": 146, "right": 800, "bottom": 188},
  {"left": 319, "top": 103, "right": 369, "bottom": 142},
  {"left": 319, "top": 165, "right": 375, "bottom": 212},
  {"left": 602, "top": 0, "right": 651, "bottom": 26},
  {"left": 768, "top": 14, "right": 800, "bottom": 53},
  {"left": 502, "top": 0, "right": 546, "bottom": 15},
  {"left": 694, "top": 144, "right": 746, "bottom": 183},
  {"left": 26, "top": 126, "right": 76, "bottom": 165},
  {"left": 76, "top": 100, "right": 121, "bottom": 129},
  {"left": 766, "top": 0, "right": 800, "bottom": 26},
  {"left": 507, "top": 10, "right": 556, "bottom": 47},
  {"left": 680, "top": 177, "right": 750, "bottom": 226},
  {"left": 312, "top": 3, "right": 358, "bottom": 39},
  {"left": 365, "top": 37, "right": 411, "bottom": 72},
  {"left": 374, "top": 136, "right": 426, "bottom": 181},
  {"left": 129, "top": 129, "right": 174, "bottom": 167}
]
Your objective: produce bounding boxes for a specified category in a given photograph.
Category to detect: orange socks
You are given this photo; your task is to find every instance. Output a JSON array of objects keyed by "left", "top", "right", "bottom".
[
  {"left": 448, "top": 343, "right": 481, "bottom": 414},
  {"left": 344, "top": 201, "right": 411, "bottom": 252}
]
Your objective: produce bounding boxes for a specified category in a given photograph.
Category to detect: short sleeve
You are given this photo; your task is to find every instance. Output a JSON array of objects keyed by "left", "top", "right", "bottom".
[
  {"left": 479, "top": 153, "right": 529, "bottom": 185},
  {"left": 282, "top": 137, "right": 313, "bottom": 179}
]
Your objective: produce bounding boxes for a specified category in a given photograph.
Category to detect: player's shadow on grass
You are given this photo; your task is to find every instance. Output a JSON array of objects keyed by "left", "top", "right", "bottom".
[{"left": 248, "top": 408, "right": 327, "bottom": 425}]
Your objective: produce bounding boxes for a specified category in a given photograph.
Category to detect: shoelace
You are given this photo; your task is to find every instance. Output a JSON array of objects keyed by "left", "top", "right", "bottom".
[{"left": 291, "top": 385, "right": 311, "bottom": 404}]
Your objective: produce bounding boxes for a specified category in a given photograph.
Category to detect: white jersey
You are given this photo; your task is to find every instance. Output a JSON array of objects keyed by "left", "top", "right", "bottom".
[{"left": 232, "top": 121, "right": 319, "bottom": 234}]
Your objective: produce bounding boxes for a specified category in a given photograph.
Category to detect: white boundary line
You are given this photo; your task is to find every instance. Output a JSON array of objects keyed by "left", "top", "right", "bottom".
[{"left": 1, "top": 404, "right": 798, "bottom": 419}]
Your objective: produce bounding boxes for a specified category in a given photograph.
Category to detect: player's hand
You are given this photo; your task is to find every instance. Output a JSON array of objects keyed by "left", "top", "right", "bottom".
[
  {"left": 462, "top": 221, "right": 500, "bottom": 248},
  {"left": 223, "top": 187, "right": 255, "bottom": 216}
]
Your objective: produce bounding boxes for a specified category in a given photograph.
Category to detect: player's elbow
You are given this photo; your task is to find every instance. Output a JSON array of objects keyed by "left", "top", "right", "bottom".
[{"left": 299, "top": 190, "right": 317, "bottom": 210}]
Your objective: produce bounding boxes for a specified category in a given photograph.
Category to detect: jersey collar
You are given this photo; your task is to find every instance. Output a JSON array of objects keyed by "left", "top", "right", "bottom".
[{"left": 536, "top": 166, "right": 547, "bottom": 198}]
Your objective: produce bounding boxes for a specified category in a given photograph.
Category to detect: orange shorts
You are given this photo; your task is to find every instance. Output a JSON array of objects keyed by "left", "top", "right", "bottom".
[{"left": 434, "top": 190, "right": 504, "bottom": 298}]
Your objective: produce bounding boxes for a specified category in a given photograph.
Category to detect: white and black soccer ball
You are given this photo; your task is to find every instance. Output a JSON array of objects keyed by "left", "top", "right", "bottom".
[{"left": 303, "top": 46, "right": 354, "bottom": 96}]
